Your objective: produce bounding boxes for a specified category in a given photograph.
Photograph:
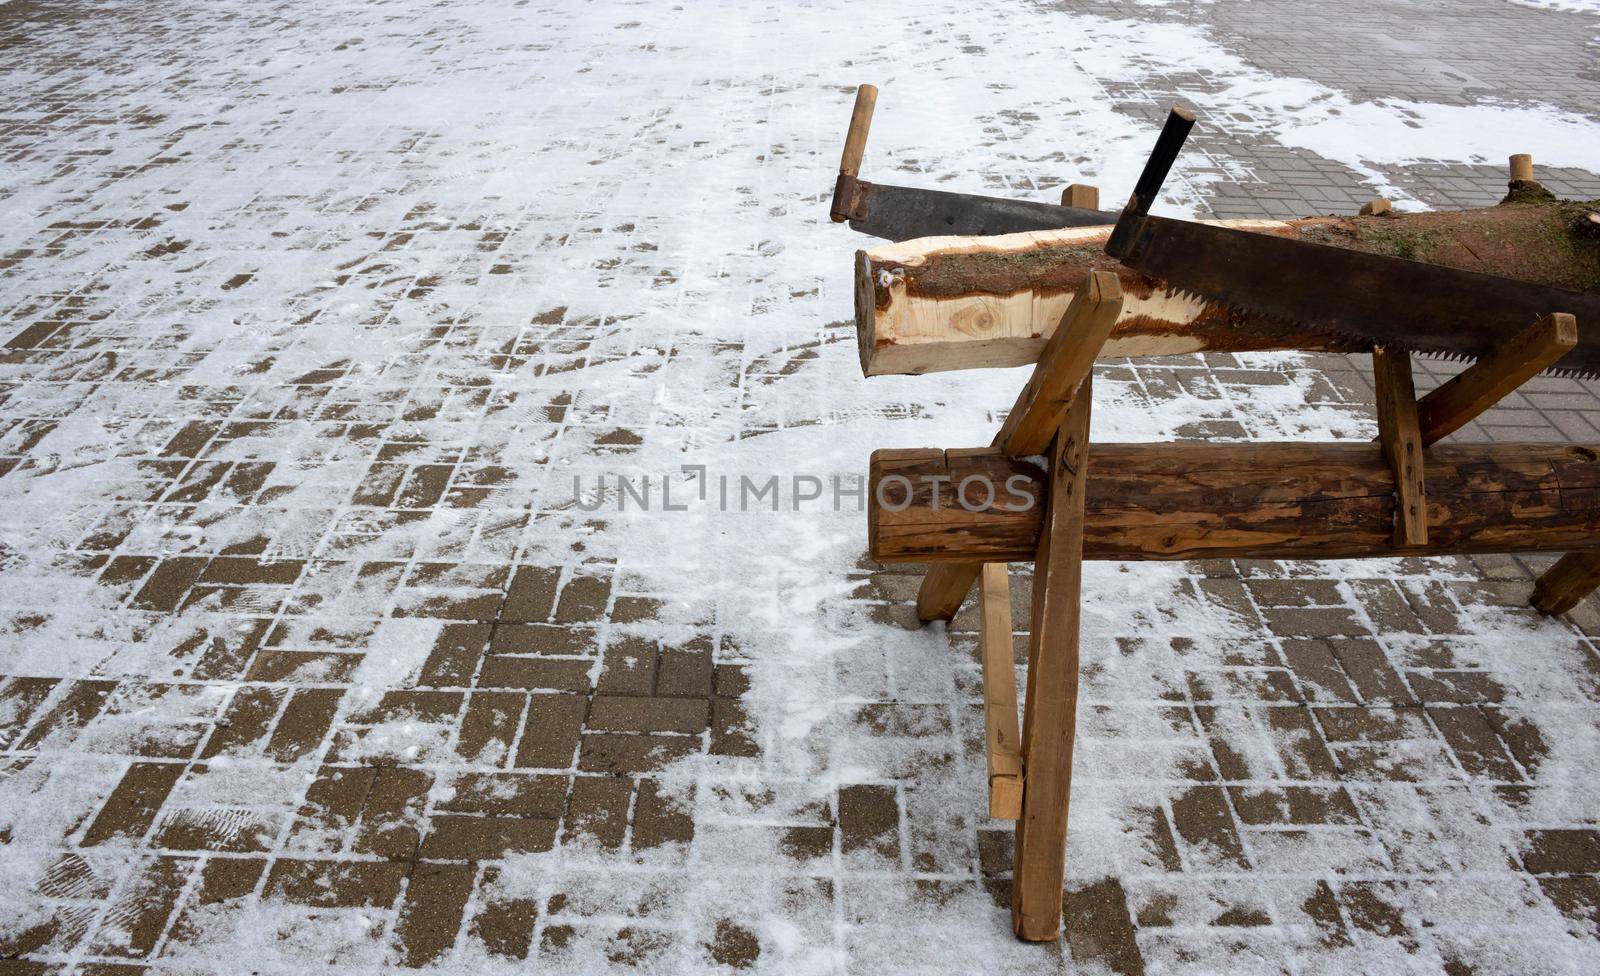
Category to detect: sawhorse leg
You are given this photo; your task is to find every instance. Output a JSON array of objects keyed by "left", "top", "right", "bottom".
[{"left": 1011, "top": 379, "right": 1092, "bottom": 941}]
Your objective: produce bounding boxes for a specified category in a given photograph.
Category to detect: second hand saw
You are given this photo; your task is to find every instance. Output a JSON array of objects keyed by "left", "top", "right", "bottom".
[
  {"left": 830, "top": 84, "right": 1117, "bottom": 241},
  {"left": 1105, "top": 107, "right": 1600, "bottom": 377}
]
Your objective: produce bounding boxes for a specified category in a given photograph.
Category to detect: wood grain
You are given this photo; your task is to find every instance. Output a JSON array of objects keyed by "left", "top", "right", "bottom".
[
  {"left": 869, "top": 441, "right": 1600, "bottom": 563},
  {"left": 979, "top": 563, "right": 1023, "bottom": 820},
  {"left": 1373, "top": 345, "right": 1428, "bottom": 546},
  {"left": 1417, "top": 313, "right": 1578, "bottom": 445},
  {"left": 1011, "top": 384, "right": 1091, "bottom": 941},
  {"left": 1061, "top": 184, "right": 1099, "bottom": 210},
  {"left": 1532, "top": 551, "right": 1600, "bottom": 615}
]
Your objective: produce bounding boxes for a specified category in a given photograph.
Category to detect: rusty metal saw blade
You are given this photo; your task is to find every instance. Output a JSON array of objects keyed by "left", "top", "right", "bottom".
[
  {"left": 1121, "top": 214, "right": 1600, "bottom": 376},
  {"left": 848, "top": 181, "right": 1117, "bottom": 241}
]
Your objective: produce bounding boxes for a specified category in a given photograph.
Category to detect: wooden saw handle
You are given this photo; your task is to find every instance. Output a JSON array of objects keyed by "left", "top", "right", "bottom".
[{"left": 839, "top": 84, "right": 878, "bottom": 178}]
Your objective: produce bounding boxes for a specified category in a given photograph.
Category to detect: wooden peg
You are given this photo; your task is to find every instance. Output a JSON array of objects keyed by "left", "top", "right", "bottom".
[
  {"left": 1532, "top": 551, "right": 1600, "bottom": 615},
  {"left": 1416, "top": 313, "right": 1577, "bottom": 445},
  {"left": 1012, "top": 379, "right": 1091, "bottom": 942},
  {"left": 1359, "top": 199, "right": 1392, "bottom": 217},
  {"left": 1509, "top": 153, "right": 1534, "bottom": 183},
  {"left": 1061, "top": 183, "right": 1100, "bottom": 210},
  {"left": 1373, "top": 345, "right": 1428, "bottom": 547},
  {"left": 979, "top": 563, "right": 1023, "bottom": 820}
]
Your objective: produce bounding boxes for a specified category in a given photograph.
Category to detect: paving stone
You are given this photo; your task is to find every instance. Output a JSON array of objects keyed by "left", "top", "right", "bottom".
[
  {"left": 290, "top": 765, "right": 377, "bottom": 853},
  {"left": 420, "top": 815, "right": 559, "bottom": 859},
  {"left": 353, "top": 766, "right": 431, "bottom": 861},
  {"left": 89, "top": 855, "right": 193, "bottom": 958},
  {"left": 587, "top": 695, "right": 708, "bottom": 735},
  {"left": 1064, "top": 877, "right": 1144, "bottom": 975},
  {"left": 707, "top": 919, "right": 761, "bottom": 970},
  {"left": 418, "top": 623, "right": 491, "bottom": 687},
  {"left": 1523, "top": 830, "right": 1600, "bottom": 875},
  {"left": 199, "top": 685, "right": 285, "bottom": 759},
  {"left": 81, "top": 762, "right": 186, "bottom": 846},
  {"left": 438, "top": 772, "right": 567, "bottom": 818},
  {"left": 455, "top": 691, "right": 525, "bottom": 764},
  {"left": 468, "top": 867, "right": 539, "bottom": 959},
  {"left": 394, "top": 862, "right": 474, "bottom": 967},
  {"left": 265, "top": 688, "right": 344, "bottom": 762},
  {"left": 1168, "top": 786, "right": 1251, "bottom": 870},
  {"left": 563, "top": 775, "right": 632, "bottom": 849},
  {"left": 265, "top": 859, "right": 407, "bottom": 908},
  {"left": 514, "top": 694, "right": 585, "bottom": 769},
  {"left": 18, "top": 679, "right": 116, "bottom": 750},
  {"left": 633, "top": 778, "right": 695, "bottom": 849},
  {"left": 838, "top": 784, "right": 900, "bottom": 861},
  {"left": 476, "top": 656, "right": 591, "bottom": 692}
]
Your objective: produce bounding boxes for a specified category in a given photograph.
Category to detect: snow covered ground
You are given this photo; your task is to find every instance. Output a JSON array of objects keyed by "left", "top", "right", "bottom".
[{"left": 1, "top": 0, "right": 1599, "bottom": 973}]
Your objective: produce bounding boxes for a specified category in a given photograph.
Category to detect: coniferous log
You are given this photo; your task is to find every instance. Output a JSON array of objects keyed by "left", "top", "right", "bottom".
[{"left": 869, "top": 442, "right": 1600, "bottom": 563}]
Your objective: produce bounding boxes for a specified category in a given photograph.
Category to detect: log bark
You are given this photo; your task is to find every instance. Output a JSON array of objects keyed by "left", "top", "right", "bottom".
[
  {"left": 858, "top": 198, "right": 1600, "bottom": 376},
  {"left": 868, "top": 441, "right": 1600, "bottom": 563}
]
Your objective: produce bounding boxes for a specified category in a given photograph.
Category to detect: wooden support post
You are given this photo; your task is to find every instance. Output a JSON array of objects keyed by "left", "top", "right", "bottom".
[
  {"left": 1510, "top": 153, "right": 1534, "bottom": 183},
  {"left": 1532, "top": 552, "right": 1600, "bottom": 615},
  {"left": 913, "top": 273, "right": 1125, "bottom": 621},
  {"left": 1373, "top": 345, "right": 1428, "bottom": 547},
  {"left": 1061, "top": 183, "right": 1099, "bottom": 210},
  {"left": 1012, "top": 380, "right": 1091, "bottom": 942},
  {"left": 979, "top": 563, "right": 1024, "bottom": 820},
  {"left": 1417, "top": 313, "right": 1578, "bottom": 445},
  {"left": 1359, "top": 199, "right": 1392, "bottom": 217}
]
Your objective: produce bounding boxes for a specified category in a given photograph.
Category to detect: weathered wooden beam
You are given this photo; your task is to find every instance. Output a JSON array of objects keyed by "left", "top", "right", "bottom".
[
  {"left": 1417, "top": 313, "right": 1578, "bottom": 445},
  {"left": 1012, "top": 385, "right": 1091, "bottom": 942},
  {"left": 1373, "top": 346, "right": 1428, "bottom": 547},
  {"left": 869, "top": 441, "right": 1600, "bottom": 564},
  {"left": 1531, "top": 551, "right": 1600, "bottom": 615},
  {"left": 978, "top": 563, "right": 1023, "bottom": 820},
  {"left": 914, "top": 272, "right": 1125, "bottom": 622},
  {"left": 857, "top": 199, "right": 1600, "bottom": 376}
]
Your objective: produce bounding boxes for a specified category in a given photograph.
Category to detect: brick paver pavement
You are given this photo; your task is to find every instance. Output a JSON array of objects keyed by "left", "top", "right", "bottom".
[{"left": 1, "top": 1, "right": 1598, "bottom": 973}]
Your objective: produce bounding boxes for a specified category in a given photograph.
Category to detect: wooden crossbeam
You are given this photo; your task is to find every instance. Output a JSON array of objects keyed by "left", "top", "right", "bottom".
[
  {"left": 978, "top": 563, "right": 1023, "bottom": 820},
  {"left": 1012, "top": 379, "right": 1092, "bottom": 942},
  {"left": 869, "top": 441, "right": 1600, "bottom": 564},
  {"left": 1373, "top": 345, "right": 1428, "bottom": 547},
  {"left": 1417, "top": 313, "right": 1578, "bottom": 445},
  {"left": 914, "top": 272, "right": 1126, "bottom": 622},
  {"left": 1533, "top": 552, "right": 1600, "bottom": 615}
]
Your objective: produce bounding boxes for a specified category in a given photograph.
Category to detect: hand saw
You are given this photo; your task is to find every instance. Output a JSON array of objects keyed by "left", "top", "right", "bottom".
[
  {"left": 1106, "top": 107, "right": 1600, "bottom": 377},
  {"left": 830, "top": 84, "right": 1116, "bottom": 241}
]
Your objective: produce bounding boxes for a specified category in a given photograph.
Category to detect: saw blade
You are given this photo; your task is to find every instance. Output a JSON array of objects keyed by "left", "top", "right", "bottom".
[
  {"left": 849, "top": 181, "right": 1116, "bottom": 242},
  {"left": 1119, "top": 214, "right": 1600, "bottom": 378}
]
